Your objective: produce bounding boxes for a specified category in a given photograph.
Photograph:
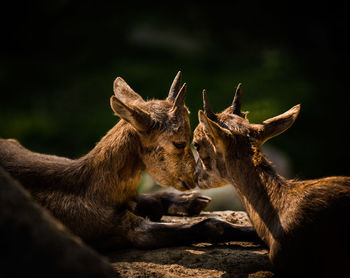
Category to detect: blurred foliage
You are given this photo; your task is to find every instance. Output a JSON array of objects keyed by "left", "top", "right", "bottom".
[{"left": 0, "top": 1, "right": 349, "bottom": 182}]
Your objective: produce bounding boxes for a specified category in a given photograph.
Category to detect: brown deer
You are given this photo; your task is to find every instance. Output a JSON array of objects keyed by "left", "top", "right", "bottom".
[
  {"left": 0, "top": 72, "right": 254, "bottom": 251},
  {"left": 193, "top": 85, "right": 350, "bottom": 277}
]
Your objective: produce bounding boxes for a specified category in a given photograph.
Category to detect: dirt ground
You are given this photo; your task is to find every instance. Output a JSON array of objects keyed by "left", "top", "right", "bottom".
[{"left": 106, "top": 211, "right": 275, "bottom": 278}]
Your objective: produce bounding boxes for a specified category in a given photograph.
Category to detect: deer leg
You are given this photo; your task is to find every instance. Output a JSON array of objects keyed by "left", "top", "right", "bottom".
[
  {"left": 133, "top": 193, "right": 165, "bottom": 221},
  {"left": 91, "top": 210, "right": 260, "bottom": 250},
  {"left": 134, "top": 191, "right": 211, "bottom": 221},
  {"left": 124, "top": 211, "right": 260, "bottom": 249},
  {"left": 159, "top": 191, "right": 212, "bottom": 216}
]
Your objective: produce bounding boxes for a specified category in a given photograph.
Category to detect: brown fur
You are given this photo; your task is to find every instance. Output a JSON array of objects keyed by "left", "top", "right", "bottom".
[
  {"left": 0, "top": 73, "right": 215, "bottom": 250},
  {"left": 193, "top": 87, "right": 350, "bottom": 277}
]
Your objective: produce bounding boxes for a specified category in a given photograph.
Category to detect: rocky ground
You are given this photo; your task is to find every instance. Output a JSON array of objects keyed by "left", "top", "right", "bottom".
[{"left": 106, "top": 211, "right": 275, "bottom": 278}]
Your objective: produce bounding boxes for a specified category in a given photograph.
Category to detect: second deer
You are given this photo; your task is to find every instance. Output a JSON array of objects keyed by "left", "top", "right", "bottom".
[{"left": 193, "top": 85, "right": 350, "bottom": 277}]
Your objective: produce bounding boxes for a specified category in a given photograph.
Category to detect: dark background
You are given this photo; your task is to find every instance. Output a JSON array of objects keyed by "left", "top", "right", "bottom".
[{"left": 1, "top": 1, "right": 349, "bottom": 180}]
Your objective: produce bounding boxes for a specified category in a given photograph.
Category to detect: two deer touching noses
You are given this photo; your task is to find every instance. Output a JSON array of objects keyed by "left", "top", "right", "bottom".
[{"left": 0, "top": 72, "right": 349, "bottom": 276}]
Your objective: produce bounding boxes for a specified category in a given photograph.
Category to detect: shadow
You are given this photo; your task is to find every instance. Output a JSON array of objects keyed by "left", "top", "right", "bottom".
[
  {"left": 0, "top": 166, "right": 117, "bottom": 278},
  {"left": 106, "top": 241, "right": 275, "bottom": 277},
  {"left": 229, "top": 156, "right": 288, "bottom": 245}
]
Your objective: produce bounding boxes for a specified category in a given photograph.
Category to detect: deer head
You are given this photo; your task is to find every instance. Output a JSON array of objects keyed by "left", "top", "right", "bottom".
[
  {"left": 193, "top": 84, "right": 300, "bottom": 189},
  {"left": 110, "top": 72, "right": 196, "bottom": 191}
]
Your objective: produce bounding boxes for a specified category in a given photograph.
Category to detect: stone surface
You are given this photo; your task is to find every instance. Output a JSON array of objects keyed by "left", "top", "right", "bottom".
[
  {"left": 1, "top": 165, "right": 274, "bottom": 277},
  {"left": 0, "top": 166, "right": 116, "bottom": 278},
  {"left": 107, "top": 211, "right": 275, "bottom": 277}
]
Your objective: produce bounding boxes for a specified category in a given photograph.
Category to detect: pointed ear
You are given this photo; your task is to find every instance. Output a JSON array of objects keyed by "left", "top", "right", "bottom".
[
  {"left": 260, "top": 104, "right": 300, "bottom": 142},
  {"left": 113, "top": 77, "right": 144, "bottom": 103},
  {"left": 198, "top": 110, "right": 230, "bottom": 145},
  {"left": 110, "top": 95, "right": 152, "bottom": 132}
]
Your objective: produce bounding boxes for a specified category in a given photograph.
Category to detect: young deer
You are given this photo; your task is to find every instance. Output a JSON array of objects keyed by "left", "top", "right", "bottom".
[
  {"left": 0, "top": 72, "right": 242, "bottom": 250},
  {"left": 193, "top": 85, "right": 350, "bottom": 277}
]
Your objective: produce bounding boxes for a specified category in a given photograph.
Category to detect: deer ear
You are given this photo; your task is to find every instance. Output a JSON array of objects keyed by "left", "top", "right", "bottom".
[
  {"left": 110, "top": 95, "right": 152, "bottom": 132},
  {"left": 198, "top": 110, "right": 230, "bottom": 145},
  {"left": 113, "top": 77, "right": 144, "bottom": 103},
  {"left": 260, "top": 104, "right": 300, "bottom": 142}
]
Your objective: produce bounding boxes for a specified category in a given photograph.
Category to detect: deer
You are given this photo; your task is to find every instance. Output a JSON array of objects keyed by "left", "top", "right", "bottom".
[
  {"left": 0, "top": 72, "right": 256, "bottom": 251},
  {"left": 192, "top": 84, "right": 350, "bottom": 277}
]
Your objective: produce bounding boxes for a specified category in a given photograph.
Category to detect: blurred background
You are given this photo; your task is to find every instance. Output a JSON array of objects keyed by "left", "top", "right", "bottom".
[{"left": 1, "top": 1, "right": 349, "bottom": 210}]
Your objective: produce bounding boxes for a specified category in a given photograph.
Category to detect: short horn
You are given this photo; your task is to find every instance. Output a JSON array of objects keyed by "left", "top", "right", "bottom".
[
  {"left": 231, "top": 83, "right": 243, "bottom": 116},
  {"left": 167, "top": 71, "right": 182, "bottom": 101},
  {"left": 202, "top": 89, "right": 216, "bottom": 121},
  {"left": 172, "top": 83, "right": 187, "bottom": 108}
]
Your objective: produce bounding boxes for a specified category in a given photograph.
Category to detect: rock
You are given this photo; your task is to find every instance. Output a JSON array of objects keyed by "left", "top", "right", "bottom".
[
  {"left": 0, "top": 165, "right": 273, "bottom": 277},
  {"left": 0, "top": 166, "right": 116, "bottom": 278},
  {"left": 106, "top": 211, "right": 274, "bottom": 277}
]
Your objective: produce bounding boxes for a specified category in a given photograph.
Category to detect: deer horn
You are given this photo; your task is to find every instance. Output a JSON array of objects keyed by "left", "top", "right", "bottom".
[
  {"left": 231, "top": 83, "right": 243, "bottom": 117},
  {"left": 172, "top": 83, "right": 187, "bottom": 109},
  {"left": 167, "top": 71, "right": 182, "bottom": 101},
  {"left": 202, "top": 89, "right": 217, "bottom": 121}
]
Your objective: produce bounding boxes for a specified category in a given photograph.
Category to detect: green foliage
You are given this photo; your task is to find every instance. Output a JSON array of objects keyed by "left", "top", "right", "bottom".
[{"left": 1, "top": 2, "right": 349, "bottom": 179}]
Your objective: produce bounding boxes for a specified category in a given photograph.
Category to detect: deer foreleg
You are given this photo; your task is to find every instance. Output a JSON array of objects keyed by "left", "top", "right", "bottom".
[
  {"left": 134, "top": 191, "right": 211, "bottom": 221},
  {"left": 91, "top": 209, "right": 260, "bottom": 251},
  {"left": 127, "top": 214, "right": 260, "bottom": 249}
]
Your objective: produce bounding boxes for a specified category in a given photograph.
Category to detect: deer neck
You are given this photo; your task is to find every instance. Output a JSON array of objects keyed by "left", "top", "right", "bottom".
[
  {"left": 226, "top": 150, "right": 287, "bottom": 247},
  {"left": 77, "top": 120, "right": 145, "bottom": 206}
]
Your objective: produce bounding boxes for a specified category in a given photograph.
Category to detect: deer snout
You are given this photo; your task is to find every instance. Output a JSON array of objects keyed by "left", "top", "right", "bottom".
[
  {"left": 180, "top": 151, "right": 198, "bottom": 189},
  {"left": 179, "top": 168, "right": 197, "bottom": 191}
]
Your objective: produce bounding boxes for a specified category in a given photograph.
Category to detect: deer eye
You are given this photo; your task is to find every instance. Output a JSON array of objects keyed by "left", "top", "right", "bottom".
[
  {"left": 193, "top": 142, "right": 200, "bottom": 151},
  {"left": 173, "top": 142, "right": 186, "bottom": 149}
]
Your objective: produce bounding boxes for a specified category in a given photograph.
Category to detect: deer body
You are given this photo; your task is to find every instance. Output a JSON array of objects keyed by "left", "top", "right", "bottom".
[
  {"left": 229, "top": 154, "right": 350, "bottom": 275},
  {"left": 2, "top": 73, "right": 234, "bottom": 250},
  {"left": 193, "top": 87, "right": 350, "bottom": 276},
  {"left": 0, "top": 122, "right": 142, "bottom": 241}
]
